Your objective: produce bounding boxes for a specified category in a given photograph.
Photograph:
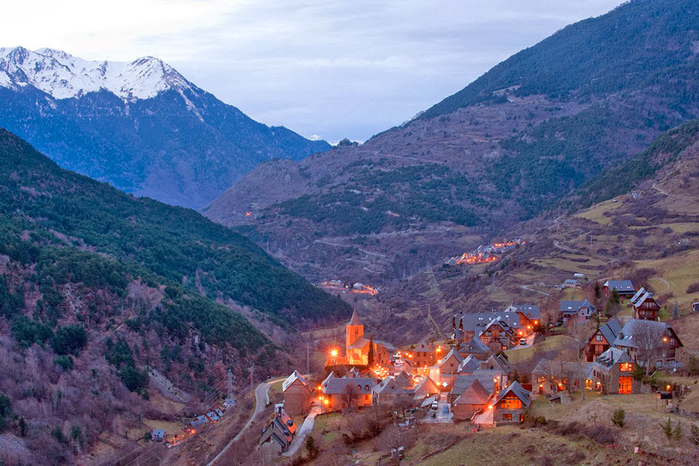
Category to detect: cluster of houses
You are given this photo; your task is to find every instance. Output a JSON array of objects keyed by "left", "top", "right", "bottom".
[
  {"left": 259, "top": 278, "right": 686, "bottom": 455},
  {"left": 445, "top": 239, "right": 525, "bottom": 266}
]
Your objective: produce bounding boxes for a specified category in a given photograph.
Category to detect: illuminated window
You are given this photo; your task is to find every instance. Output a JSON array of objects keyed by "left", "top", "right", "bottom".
[
  {"left": 620, "top": 363, "right": 633, "bottom": 372},
  {"left": 619, "top": 376, "right": 633, "bottom": 394},
  {"left": 498, "top": 397, "right": 522, "bottom": 410},
  {"left": 502, "top": 414, "right": 512, "bottom": 421}
]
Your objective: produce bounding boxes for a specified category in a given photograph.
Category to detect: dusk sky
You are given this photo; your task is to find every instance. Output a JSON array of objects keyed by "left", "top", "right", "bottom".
[{"left": 3, "top": 0, "right": 626, "bottom": 142}]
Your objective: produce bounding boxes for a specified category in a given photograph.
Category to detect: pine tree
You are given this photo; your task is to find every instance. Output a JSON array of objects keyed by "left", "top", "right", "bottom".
[{"left": 367, "top": 335, "right": 375, "bottom": 367}]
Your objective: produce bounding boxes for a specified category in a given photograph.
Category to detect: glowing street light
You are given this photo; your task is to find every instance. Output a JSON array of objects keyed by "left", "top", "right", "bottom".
[{"left": 331, "top": 349, "right": 338, "bottom": 357}]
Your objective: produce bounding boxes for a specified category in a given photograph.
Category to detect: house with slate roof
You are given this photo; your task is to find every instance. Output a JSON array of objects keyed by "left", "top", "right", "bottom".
[
  {"left": 602, "top": 280, "right": 636, "bottom": 301},
  {"left": 583, "top": 319, "right": 622, "bottom": 362},
  {"left": 630, "top": 287, "right": 661, "bottom": 321},
  {"left": 492, "top": 381, "right": 531, "bottom": 425},
  {"left": 456, "top": 338, "right": 491, "bottom": 360},
  {"left": 613, "top": 319, "right": 683, "bottom": 370},
  {"left": 258, "top": 406, "right": 297, "bottom": 455},
  {"left": 413, "top": 376, "right": 440, "bottom": 401},
  {"left": 321, "top": 377, "right": 374, "bottom": 411},
  {"left": 559, "top": 299, "right": 596, "bottom": 326},
  {"left": 433, "top": 348, "right": 464, "bottom": 388},
  {"left": 452, "top": 378, "right": 492, "bottom": 422},
  {"left": 449, "top": 369, "right": 505, "bottom": 404},
  {"left": 506, "top": 304, "right": 542, "bottom": 333},
  {"left": 282, "top": 370, "right": 313, "bottom": 416},
  {"left": 479, "top": 317, "right": 517, "bottom": 350},
  {"left": 592, "top": 347, "right": 641, "bottom": 394},
  {"left": 412, "top": 339, "right": 438, "bottom": 368},
  {"left": 531, "top": 358, "right": 593, "bottom": 395},
  {"left": 372, "top": 377, "right": 409, "bottom": 406}
]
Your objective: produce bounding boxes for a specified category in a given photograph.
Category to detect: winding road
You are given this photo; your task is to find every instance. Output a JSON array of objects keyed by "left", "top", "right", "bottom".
[{"left": 207, "top": 378, "right": 283, "bottom": 466}]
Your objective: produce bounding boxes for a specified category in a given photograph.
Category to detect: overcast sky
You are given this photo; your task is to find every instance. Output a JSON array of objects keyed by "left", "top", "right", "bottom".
[{"left": 3, "top": 0, "right": 625, "bottom": 142}]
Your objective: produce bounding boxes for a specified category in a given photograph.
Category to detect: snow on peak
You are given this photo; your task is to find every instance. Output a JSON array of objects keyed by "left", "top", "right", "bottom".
[{"left": 0, "top": 47, "right": 195, "bottom": 100}]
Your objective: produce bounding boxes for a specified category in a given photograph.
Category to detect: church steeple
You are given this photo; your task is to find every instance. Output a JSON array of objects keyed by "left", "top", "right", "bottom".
[{"left": 346, "top": 308, "right": 364, "bottom": 350}]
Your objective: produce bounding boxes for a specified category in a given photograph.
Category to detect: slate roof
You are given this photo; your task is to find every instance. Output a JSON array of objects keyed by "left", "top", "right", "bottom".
[
  {"left": 613, "top": 319, "right": 680, "bottom": 348},
  {"left": 458, "top": 355, "right": 480, "bottom": 374},
  {"left": 413, "top": 376, "right": 440, "bottom": 397},
  {"left": 632, "top": 291, "right": 657, "bottom": 309},
  {"left": 438, "top": 348, "right": 465, "bottom": 368},
  {"left": 467, "top": 338, "right": 490, "bottom": 354},
  {"left": 372, "top": 377, "right": 407, "bottom": 395},
  {"left": 413, "top": 340, "right": 435, "bottom": 353},
  {"left": 594, "top": 347, "right": 633, "bottom": 369},
  {"left": 456, "top": 311, "right": 522, "bottom": 334},
  {"left": 283, "top": 370, "right": 311, "bottom": 392},
  {"left": 559, "top": 299, "right": 595, "bottom": 315},
  {"left": 604, "top": 280, "right": 636, "bottom": 294},
  {"left": 347, "top": 336, "right": 369, "bottom": 350},
  {"left": 630, "top": 287, "right": 646, "bottom": 304},
  {"left": 597, "top": 319, "right": 622, "bottom": 345},
  {"left": 451, "top": 369, "right": 503, "bottom": 396},
  {"left": 493, "top": 381, "right": 531, "bottom": 408},
  {"left": 393, "top": 371, "right": 413, "bottom": 389},
  {"left": 454, "top": 378, "right": 491, "bottom": 405},
  {"left": 483, "top": 317, "right": 516, "bottom": 336},
  {"left": 323, "top": 377, "right": 374, "bottom": 395},
  {"left": 506, "top": 304, "right": 541, "bottom": 320},
  {"left": 485, "top": 353, "right": 511, "bottom": 372},
  {"left": 349, "top": 309, "right": 360, "bottom": 325}
]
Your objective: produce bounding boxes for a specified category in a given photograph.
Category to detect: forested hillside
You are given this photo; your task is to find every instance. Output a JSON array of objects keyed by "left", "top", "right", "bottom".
[{"left": 0, "top": 128, "right": 349, "bottom": 464}]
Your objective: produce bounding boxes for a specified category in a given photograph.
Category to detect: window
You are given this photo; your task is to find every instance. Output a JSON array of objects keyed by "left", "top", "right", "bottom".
[
  {"left": 620, "top": 363, "right": 633, "bottom": 372},
  {"left": 595, "top": 335, "right": 603, "bottom": 341},
  {"left": 498, "top": 397, "right": 522, "bottom": 410},
  {"left": 502, "top": 414, "right": 512, "bottom": 421},
  {"left": 619, "top": 376, "right": 633, "bottom": 394}
]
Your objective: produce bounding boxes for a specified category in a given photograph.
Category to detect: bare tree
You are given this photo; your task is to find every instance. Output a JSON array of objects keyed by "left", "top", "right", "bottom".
[
  {"left": 632, "top": 321, "right": 666, "bottom": 375},
  {"left": 343, "top": 384, "right": 359, "bottom": 411},
  {"left": 564, "top": 322, "right": 594, "bottom": 401}
]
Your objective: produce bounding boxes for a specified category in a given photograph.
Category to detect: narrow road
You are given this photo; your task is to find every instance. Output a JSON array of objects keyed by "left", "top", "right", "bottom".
[
  {"left": 207, "top": 378, "right": 283, "bottom": 466},
  {"left": 520, "top": 285, "right": 551, "bottom": 296},
  {"left": 283, "top": 406, "right": 321, "bottom": 457}
]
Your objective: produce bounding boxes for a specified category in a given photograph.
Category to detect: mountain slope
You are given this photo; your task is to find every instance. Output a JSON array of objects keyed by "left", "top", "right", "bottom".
[
  {"left": 0, "top": 47, "right": 330, "bottom": 208},
  {"left": 0, "top": 128, "right": 349, "bottom": 326},
  {"left": 0, "top": 128, "right": 348, "bottom": 464},
  {"left": 423, "top": 0, "right": 699, "bottom": 118},
  {"left": 205, "top": 0, "right": 699, "bottom": 284}
]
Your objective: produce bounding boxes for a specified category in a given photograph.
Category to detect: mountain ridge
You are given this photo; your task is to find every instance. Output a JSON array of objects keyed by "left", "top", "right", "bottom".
[
  {"left": 205, "top": 0, "right": 699, "bottom": 285},
  {"left": 0, "top": 47, "right": 331, "bottom": 208}
]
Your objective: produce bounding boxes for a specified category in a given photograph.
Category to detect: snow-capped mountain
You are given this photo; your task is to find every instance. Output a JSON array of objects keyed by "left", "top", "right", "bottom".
[
  {"left": 0, "top": 47, "right": 330, "bottom": 208},
  {"left": 0, "top": 47, "right": 194, "bottom": 100}
]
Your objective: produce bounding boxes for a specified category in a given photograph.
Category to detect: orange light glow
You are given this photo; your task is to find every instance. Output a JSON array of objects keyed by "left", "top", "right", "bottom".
[
  {"left": 245, "top": 211, "right": 252, "bottom": 217},
  {"left": 324, "top": 399, "right": 330, "bottom": 406},
  {"left": 488, "top": 405, "right": 493, "bottom": 410},
  {"left": 331, "top": 349, "right": 338, "bottom": 357}
]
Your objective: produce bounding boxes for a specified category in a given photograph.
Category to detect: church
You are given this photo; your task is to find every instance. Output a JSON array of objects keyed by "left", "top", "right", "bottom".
[{"left": 333, "top": 310, "right": 390, "bottom": 367}]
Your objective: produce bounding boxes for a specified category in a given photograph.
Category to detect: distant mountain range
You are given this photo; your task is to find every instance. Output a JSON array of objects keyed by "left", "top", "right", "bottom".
[
  {"left": 0, "top": 47, "right": 330, "bottom": 208},
  {"left": 205, "top": 0, "right": 699, "bottom": 284}
]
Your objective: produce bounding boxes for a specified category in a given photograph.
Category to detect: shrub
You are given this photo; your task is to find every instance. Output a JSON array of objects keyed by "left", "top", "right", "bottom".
[
  {"left": 686, "top": 283, "right": 699, "bottom": 294},
  {"left": 11, "top": 316, "right": 53, "bottom": 347},
  {"left": 51, "top": 325, "right": 87, "bottom": 355},
  {"left": 0, "top": 393, "right": 11, "bottom": 432},
  {"left": 118, "top": 366, "right": 149, "bottom": 393},
  {"left": 660, "top": 417, "right": 674, "bottom": 439},
  {"left": 611, "top": 408, "right": 626, "bottom": 428},
  {"left": 54, "top": 355, "right": 74, "bottom": 372}
]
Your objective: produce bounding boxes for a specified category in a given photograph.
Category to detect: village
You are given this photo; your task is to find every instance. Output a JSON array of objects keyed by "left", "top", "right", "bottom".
[
  {"left": 252, "top": 278, "right": 696, "bottom": 462},
  {"left": 445, "top": 239, "right": 525, "bottom": 266}
]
